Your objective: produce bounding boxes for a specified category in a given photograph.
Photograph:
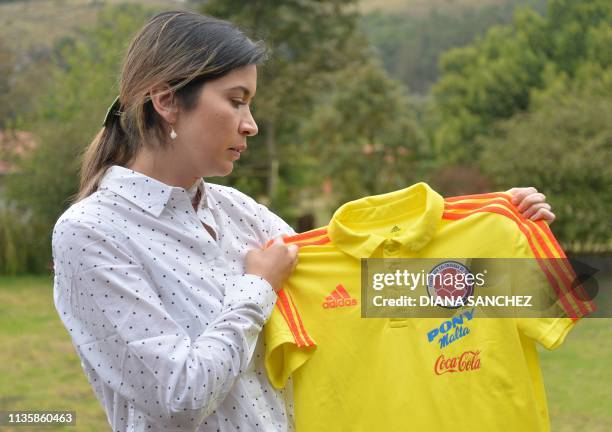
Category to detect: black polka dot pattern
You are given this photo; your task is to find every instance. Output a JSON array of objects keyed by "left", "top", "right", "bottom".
[{"left": 52, "top": 165, "right": 297, "bottom": 431}]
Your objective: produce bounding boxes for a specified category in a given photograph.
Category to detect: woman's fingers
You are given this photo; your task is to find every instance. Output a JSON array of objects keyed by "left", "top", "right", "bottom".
[
  {"left": 507, "top": 187, "right": 538, "bottom": 205},
  {"left": 529, "top": 207, "right": 556, "bottom": 222},
  {"left": 507, "top": 187, "right": 555, "bottom": 223},
  {"left": 521, "top": 202, "right": 551, "bottom": 219}
]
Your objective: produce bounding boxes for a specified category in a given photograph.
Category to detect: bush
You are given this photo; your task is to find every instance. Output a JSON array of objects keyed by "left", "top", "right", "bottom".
[
  {"left": 479, "top": 86, "right": 612, "bottom": 253},
  {"left": 0, "top": 204, "right": 50, "bottom": 275}
]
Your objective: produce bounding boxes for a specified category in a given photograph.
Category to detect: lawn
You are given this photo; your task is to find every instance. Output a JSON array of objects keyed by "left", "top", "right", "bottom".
[
  {"left": 0, "top": 276, "right": 108, "bottom": 432},
  {"left": 0, "top": 276, "right": 610, "bottom": 431}
]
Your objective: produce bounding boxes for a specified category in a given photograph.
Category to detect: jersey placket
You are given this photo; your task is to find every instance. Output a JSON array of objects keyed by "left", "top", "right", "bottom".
[{"left": 384, "top": 232, "right": 414, "bottom": 327}]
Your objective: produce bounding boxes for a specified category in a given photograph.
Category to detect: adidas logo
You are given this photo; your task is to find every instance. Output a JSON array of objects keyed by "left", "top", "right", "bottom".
[
  {"left": 390, "top": 225, "right": 401, "bottom": 233},
  {"left": 322, "top": 284, "right": 358, "bottom": 309}
]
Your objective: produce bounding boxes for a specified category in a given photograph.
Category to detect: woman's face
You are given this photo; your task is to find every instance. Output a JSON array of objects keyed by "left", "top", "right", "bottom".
[{"left": 174, "top": 64, "right": 258, "bottom": 178}]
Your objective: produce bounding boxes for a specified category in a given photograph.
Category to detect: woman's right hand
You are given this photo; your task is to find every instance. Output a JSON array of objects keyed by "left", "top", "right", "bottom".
[{"left": 245, "top": 237, "right": 298, "bottom": 292}]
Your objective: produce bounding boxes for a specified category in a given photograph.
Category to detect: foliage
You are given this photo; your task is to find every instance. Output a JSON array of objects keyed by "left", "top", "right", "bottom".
[
  {"left": 360, "top": 0, "right": 546, "bottom": 94},
  {"left": 299, "top": 61, "right": 425, "bottom": 206},
  {"left": 0, "top": 38, "right": 13, "bottom": 128},
  {"left": 431, "top": 0, "right": 612, "bottom": 162},
  {"left": 2, "top": 4, "right": 154, "bottom": 272},
  {"left": 424, "top": 0, "right": 612, "bottom": 251},
  {"left": 479, "top": 75, "right": 612, "bottom": 253},
  {"left": 0, "top": 205, "right": 49, "bottom": 275}
]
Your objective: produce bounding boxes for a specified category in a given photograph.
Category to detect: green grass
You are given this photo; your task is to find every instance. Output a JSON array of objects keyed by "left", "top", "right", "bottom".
[
  {"left": 540, "top": 318, "right": 612, "bottom": 431},
  {"left": 0, "top": 276, "right": 610, "bottom": 431},
  {"left": 0, "top": 276, "right": 108, "bottom": 432}
]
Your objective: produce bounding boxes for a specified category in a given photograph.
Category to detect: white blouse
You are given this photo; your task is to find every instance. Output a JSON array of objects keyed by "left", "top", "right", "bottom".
[{"left": 52, "top": 165, "right": 296, "bottom": 432}]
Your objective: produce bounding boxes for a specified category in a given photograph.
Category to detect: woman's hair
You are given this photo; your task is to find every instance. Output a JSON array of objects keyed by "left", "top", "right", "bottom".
[{"left": 76, "top": 11, "right": 267, "bottom": 201}]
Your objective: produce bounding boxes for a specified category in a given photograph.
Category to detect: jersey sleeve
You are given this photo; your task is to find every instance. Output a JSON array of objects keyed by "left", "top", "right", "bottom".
[
  {"left": 515, "top": 219, "right": 596, "bottom": 350},
  {"left": 264, "top": 290, "right": 317, "bottom": 389},
  {"left": 263, "top": 230, "right": 327, "bottom": 388},
  {"left": 518, "top": 317, "right": 577, "bottom": 350}
]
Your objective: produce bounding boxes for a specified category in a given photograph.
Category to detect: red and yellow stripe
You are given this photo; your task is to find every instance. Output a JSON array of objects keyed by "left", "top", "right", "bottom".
[
  {"left": 276, "top": 289, "right": 315, "bottom": 347},
  {"left": 265, "top": 227, "right": 331, "bottom": 249},
  {"left": 443, "top": 193, "right": 595, "bottom": 319},
  {"left": 284, "top": 227, "right": 331, "bottom": 247},
  {"left": 265, "top": 228, "right": 326, "bottom": 347}
]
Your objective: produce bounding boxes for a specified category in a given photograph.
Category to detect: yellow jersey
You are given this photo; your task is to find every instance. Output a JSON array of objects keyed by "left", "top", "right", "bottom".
[{"left": 264, "top": 183, "right": 593, "bottom": 432}]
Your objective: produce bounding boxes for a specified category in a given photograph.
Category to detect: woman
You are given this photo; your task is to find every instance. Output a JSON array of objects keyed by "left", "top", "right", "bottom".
[{"left": 52, "top": 11, "right": 555, "bottom": 432}]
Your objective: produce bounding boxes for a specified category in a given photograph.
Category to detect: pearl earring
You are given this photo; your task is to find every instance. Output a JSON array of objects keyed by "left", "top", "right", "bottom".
[{"left": 170, "top": 126, "right": 177, "bottom": 140}]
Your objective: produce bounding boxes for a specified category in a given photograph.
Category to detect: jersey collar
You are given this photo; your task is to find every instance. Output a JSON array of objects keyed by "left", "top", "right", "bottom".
[
  {"left": 327, "top": 182, "right": 444, "bottom": 258},
  {"left": 98, "top": 165, "right": 206, "bottom": 217}
]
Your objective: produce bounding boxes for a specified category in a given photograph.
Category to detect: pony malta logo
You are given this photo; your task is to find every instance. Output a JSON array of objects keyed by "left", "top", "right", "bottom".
[
  {"left": 434, "top": 350, "right": 482, "bottom": 375},
  {"left": 427, "top": 308, "right": 475, "bottom": 349},
  {"left": 322, "top": 284, "right": 358, "bottom": 309}
]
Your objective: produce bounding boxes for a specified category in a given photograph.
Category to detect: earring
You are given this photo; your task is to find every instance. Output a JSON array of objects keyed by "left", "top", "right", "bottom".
[{"left": 170, "top": 126, "right": 177, "bottom": 140}]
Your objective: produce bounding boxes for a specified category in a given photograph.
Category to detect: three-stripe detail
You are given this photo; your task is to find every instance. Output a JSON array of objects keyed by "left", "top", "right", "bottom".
[{"left": 443, "top": 193, "right": 595, "bottom": 319}]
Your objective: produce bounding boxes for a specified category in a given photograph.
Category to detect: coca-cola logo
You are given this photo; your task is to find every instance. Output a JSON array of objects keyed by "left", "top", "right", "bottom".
[{"left": 434, "top": 350, "right": 481, "bottom": 375}]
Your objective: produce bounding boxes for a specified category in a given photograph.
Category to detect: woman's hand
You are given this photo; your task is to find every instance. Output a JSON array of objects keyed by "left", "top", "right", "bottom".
[
  {"left": 506, "top": 187, "right": 556, "bottom": 223},
  {"left": 245, "top": 237, "right": 298, "bottom": 292}
]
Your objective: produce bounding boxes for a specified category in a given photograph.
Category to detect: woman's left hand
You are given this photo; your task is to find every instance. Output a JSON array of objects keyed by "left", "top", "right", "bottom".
[{"left": 506, "top": 187, "right": 555, "bottom": 223}]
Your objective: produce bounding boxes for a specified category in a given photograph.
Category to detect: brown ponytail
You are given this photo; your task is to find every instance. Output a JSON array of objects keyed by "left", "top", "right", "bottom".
[
  {"left": 75, "top": 11, "right": 267, "bottom": 201},
  {"left": 77, "top": 115, "right": 135, "bottom": 201}
]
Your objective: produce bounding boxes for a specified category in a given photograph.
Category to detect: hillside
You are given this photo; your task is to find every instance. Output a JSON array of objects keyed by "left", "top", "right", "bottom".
[
  {"left": 0, "top": 0, "right": 188, "bottom": 55},
  {"left": 359, "top": 0, "right": 506, "bottom": 14},
  {"left": 1, "top": 0, "right": 510, "bottom": 56}
]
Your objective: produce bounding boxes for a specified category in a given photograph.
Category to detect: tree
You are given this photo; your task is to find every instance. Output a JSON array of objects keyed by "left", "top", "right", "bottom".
[
  {"left": 0, "top": 38, "right": 13, "bottom": 128},
  {"left": 299, "top": 61, "right": 424, "bottom": 207},
  {"left": 359, "top": 0, "right": 547, "bottom": 95},
  {"left": 3, "top": 4, "right": 154, "bottom": 272},
  {"left": 431, "top": 0, "right": 612, "bottom": 162},
  {"left": 478, "top": 77, "right": 612, "bottom": 253}
]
